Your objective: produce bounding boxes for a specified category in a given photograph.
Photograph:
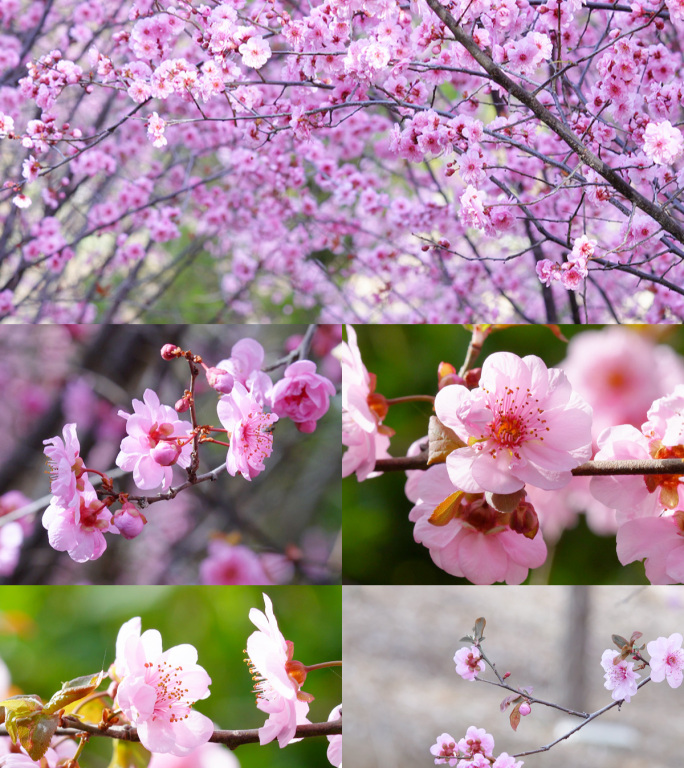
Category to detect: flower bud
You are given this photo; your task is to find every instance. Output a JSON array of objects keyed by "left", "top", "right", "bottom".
[
  {"left": 150, "top": 441, "right": 182, "bottom": 466},
  {"left": 519, "top": 702, "right": 531, "bottom": 716},
  {"left": 175, "top": 395, "right": 191, "bottom": 412},
  {"left": 113, "top": 502, "right": 147, "bottom": 540},
  {"left": 161, "top": 343, "right": 181, "bottom": 360},
  {"left": 509, "top": 501, "right": 540, "bottom": 540},
  {"left": 206, "top": 366, "right": 234, "bottom": 394}
]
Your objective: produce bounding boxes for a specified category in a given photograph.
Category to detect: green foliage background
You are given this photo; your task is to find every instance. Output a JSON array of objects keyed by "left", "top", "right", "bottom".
[
  {"left": 0, "top": 586, "right": 341, "bottom": 767},
  {"left": 342, "top": 324, "right": 684, "bottom": 585}
]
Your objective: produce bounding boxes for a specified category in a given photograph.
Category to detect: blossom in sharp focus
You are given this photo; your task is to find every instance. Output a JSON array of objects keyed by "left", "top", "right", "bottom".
[
  {"left": 114, "top": 618, "right": 213, "bottom": 756},
  {"left": 245, "top": 593, "right": 313, "bottom": 748},
  {"left": 407, "top": 464, "right": 547, "bottom": 584},
  {"left": 326, "top": 704, "right": 342, "bottom": 767},
  {"left": 458, "top": 726, "right": 495, "bottom": 759},
  {"left": 454, "top": 645, "right": 485, "bottom": 681},
  {"left": 269, "top": 359, "right": 336, "bottom": 433},
  {"left": 643, "top": 120, "right": 684, "bottom": 165},
  {"left": 338, "top": 324, "right": 392, "bottom": 481},
  {"left": 217, "top": 382, "right": 278, "bottom": 480},
  {"left": 600, "top": 649, "right": 640, "bottom": 702},
  {"left": 43, "top": 423, "right": 86, "bottom": 507},
  {"left": 116, "top": 388, "right": 193, "bottom": 490},
  {"left": 435, "top": 352, "right": 593, "bottom": 494},
  {"left": 647, "top": 633, "right": 684, "bottom": 687},
  {"left": 42, "top": 479, "right": 115, "bottom": 562}
]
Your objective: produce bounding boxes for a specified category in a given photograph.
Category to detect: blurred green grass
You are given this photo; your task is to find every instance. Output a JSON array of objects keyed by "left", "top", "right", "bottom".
[
  {"left": 342, "top": 324, "right": 684, "bottom": 585},
  {"left": 0, "top": 586, "right": 341, "bottom": 767}
]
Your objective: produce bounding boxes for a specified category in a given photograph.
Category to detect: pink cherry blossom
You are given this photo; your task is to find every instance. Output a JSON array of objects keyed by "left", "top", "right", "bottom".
[
  {"left": 148, "top": 742, "right": 240, "bottom": 768},
  {"left": 407, "top": 464, "right": 547, "bottom": 584},
  {"left": 430, "top": 733, "right": 459, "bottom": 766},
  {"left": 246, "top": 593, "right": 312, "bottom": 748},
  {"left": 326, "top": 704, "right": 342, "bottom": 768},
  {"left": 493, "top": 754, "right": 524, "bottom": 768},
  {"left": 42, "top": 479, "right": 116, "bottom": 562},
  {"left": 647, "top": 633, "right": 684, "bottom": 687},
  {"left": 214, "top": 338, "right": 273, "bottom": 405},
  {"left": 616, "top": 515, "right": 684, "bottom": 584},
  {"left": 339, "top": 324, "right": 392, "bottom": 481},
  {"left": 147, "top": 112, "right": 167, "bottom": 148},
  {"left": 116, "top": 388, "right": 193, "bottom": 491},
  {"left": 458, "top": 726, "right": 495, "bottom": 758},
  {"left": 454, "top": 646, "right": 485, "bottom": 681},
  {"left": 199, "top": 539, "right": 274, "bottom": 585},
  {"left": 239, "top": 36, "right": 272, "bottom": 69},
  {"left": 600, "top": 649, "right": 641, "bottom": 702},
  {"left": 642, "top": 120, "right": 684, "bottom": 165},
  {"left": 216, "top": 382, "right": 278, "bottom": 481},
  {"left": 269, "top": 359, "right": 336, "bottom": 433},
  {"left": 435, "top": 352, "right": 593, "bottom": 495},
  {"left": 43, "top": 422, "right": 86, "bottom": 507},
  {"left": 114, "top": 618, "right": 213, "bottom": 757}
]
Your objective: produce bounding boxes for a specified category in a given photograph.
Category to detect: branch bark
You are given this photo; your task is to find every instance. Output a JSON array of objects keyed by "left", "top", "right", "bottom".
[{"left": 424, "top": 0, "right": 684, "bottom": 245}]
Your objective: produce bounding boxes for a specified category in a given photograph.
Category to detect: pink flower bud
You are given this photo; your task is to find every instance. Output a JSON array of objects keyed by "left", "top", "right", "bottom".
[
  {"left": 161, "top": 344, "right": 181, "bottom": 360},
  {"left": 113, "top": 502, "right": 147, "bottom": 540},
  {"left": 150, "top": 441, "right": 182, "bottom": 466},
  {"left": 206, "top": 366, "right": 235, "bottom": 394},
  {"left": 175, "top": 396, "right": 191, "bottom": 412},
  {"left": 519, "top": 702, "right": 531, "bottom": 716}
]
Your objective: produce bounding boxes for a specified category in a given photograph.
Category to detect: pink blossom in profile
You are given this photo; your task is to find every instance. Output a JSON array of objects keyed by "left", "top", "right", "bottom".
[
  {"left": 339, "top": 324, "right": 392, "bottom": 481},
  {"left": 600, "top": 649, "right": 641, "bottom": 702},
  {"left": 561, "top": 328, "right": 684, "bottom": 438},
  {"left": 114, "top": 618, "right": 213, "bottom": 757},
  {"left": 42, "top": 480, "right": 116, "bottom": 562},
  {"left": 217, "top": 383, "right": 278, "bottom": 480},
  {"left": 430, "top": 733, "right": 458, "bottom": 766},
  {"left": 647, "top": 633, "right": 684, "bottom": 687},
  {"left": 43, "top": 423, "right": 86, "bottom": 507},
  {"left": 199, "top": 539, "right": 274, "bottom": 585},
  {"left": 245, "top": 593, "right": 312, "bottom": 748},
  {"left": 435, "top": 352, "right": 593, "bottom": 495},
  {"left": 616, "top": 514, "right": 684, "bottom": 584},
  {"left": 148, "top": 741, "right": 240, "bottom": 768},
  {"left": 116, "top": 389, "right": 193, "bottom": 491},
  {"left": 407, "top": 464, "right": 547, "bottom": 584},
  {"left": 269, "top": 359, "right": 336, "bottom": 433},
  {"left": 454, "top": 645, "right": 485, "bottom": 681},
  {"left": 326, "top": 704, "right": 342, "bottom": 767},
  {"left": 214, "top": 338, "right": 273, "bottom": 405}
]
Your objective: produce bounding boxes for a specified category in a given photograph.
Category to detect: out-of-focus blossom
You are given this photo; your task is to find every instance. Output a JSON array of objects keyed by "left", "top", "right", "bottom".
[{"left": 326, "top": 704, "right": 342, "bottom": 767}]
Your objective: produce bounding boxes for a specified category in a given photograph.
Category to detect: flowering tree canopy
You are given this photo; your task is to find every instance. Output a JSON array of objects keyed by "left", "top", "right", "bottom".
[{"left": 4, "top": 0, "right": 684, "bottom": 322}]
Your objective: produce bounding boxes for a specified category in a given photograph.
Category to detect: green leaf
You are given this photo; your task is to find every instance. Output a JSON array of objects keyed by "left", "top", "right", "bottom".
[
  {"left": 108, "top": 739, "right": 152, "bottom": 768},
  {"left": 44, "top": 671, "right": 105, "bottom": 715},
  {"left": 0, "top": 698, "right": 60, "bottom": 762}
]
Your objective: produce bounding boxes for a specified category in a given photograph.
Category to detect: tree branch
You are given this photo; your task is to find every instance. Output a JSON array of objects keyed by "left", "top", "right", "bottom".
[
  {"left": 373, "top": 453, "right": 684, "bottom": 476},
  {"left": 424, "top": 0, "right": 684, "bottom": 246},
  {"left": 4, "top": 717, "right": 341, "bottom": 750}
]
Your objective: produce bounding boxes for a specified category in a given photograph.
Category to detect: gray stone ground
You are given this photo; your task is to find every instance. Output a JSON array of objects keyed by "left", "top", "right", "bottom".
[{"left": 344, "top": 585, "right": 684, "bottom": 768}]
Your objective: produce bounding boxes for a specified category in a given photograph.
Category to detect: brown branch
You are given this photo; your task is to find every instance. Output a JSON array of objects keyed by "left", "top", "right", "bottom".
[
  {"left": 373, "top": 454, "right": 684, "bottom": 475},
  {"left": 424, "top": 0, "right": 684, "bottom": 246},
  {"left": 47, "top": 717, "right": 341, "bottom": 749}
]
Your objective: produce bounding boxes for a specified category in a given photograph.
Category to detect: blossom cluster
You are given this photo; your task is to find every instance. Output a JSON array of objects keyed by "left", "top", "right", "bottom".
[
  {"left": 40, "top": 335, "right": 336, "bottom": 566},
  {"left": 343, "top": 324, "right": 684, "bottom": 584},
  {"left": 430, "top": 727, "right": 522, "bottom": 768},
  {"left": 4, "top": 1, "right": 684, "bottom": 322}
]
